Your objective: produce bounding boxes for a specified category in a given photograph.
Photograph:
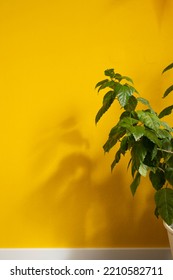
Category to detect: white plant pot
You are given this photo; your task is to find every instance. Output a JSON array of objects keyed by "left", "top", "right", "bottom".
[{"left": 163, "top": 221, "right": 173, "bottom": 258}]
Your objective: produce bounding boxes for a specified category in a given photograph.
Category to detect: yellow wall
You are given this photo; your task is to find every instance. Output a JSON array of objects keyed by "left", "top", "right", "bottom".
[{"left": 0, "top": 0, "right": 173, "bottom": 247}]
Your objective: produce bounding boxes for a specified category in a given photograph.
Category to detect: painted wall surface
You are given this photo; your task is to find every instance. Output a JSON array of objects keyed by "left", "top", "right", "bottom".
[{"left": 0, "top": 0, "right": 173, "bottom": 247}]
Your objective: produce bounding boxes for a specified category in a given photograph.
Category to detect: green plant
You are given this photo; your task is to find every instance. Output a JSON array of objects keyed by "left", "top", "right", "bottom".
[{"left": 95, "top": 64, "right": 173, "bottom": 225}]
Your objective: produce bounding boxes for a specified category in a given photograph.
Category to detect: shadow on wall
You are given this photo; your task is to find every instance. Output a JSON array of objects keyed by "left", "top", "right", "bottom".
[
  {"left": 153, "top": 0, "right": 169, "bottom": 26},
  {"left": 107, "top": 0, "right": 169, "bottom": 27},
  {"left": 24, "top": 115, "right": 168, "bottom": 248}
]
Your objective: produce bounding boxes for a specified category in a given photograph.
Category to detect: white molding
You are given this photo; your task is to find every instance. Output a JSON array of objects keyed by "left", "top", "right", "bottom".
[{"left": 0, "top": 248, "right": 171, "bottom": 260}]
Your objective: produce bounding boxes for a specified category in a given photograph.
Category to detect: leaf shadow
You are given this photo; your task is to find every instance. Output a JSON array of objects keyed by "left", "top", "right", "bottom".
[
  {"left": 153, "top": 0, "right": 169, "bottom": 27},
  {"left": 23, "top": 115, "right": 169, "bottom": 247}
]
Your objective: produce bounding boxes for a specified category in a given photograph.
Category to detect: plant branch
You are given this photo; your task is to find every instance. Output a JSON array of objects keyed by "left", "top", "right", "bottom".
[{"left": 157, "top": 148, "right": 173, "bottom": 154}]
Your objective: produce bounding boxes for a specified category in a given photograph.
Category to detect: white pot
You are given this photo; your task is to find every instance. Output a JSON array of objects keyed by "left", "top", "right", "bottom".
[{"left": 163, "top": 221, "right": 173, "bottom": 258}]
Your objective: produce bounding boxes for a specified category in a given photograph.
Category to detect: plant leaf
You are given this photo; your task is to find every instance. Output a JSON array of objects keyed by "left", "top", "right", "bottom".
[
  {"left": 144, "top": 129, "right": 161, "bottom": 147},
  {"left": 149, "top": 170, "right": 166, "bottom": 190},
  {"left": 104, "top": 69, "right": 115, "bottom": 78},
  {"left": 119, "top": 111, "right": 131, "bottom": 120},
  {"left": 158, "top": 105, "right": 173, "bottom": 119},
  {"left": 137, "top": 97, "right": 154, "bottom": 111},
  {"left": 161, "top": 138, "right": 173, "bottom": 154},
  {"left": 160, "top": 121, "right": 173, "bottom": 132},
  {"left": 117, "top": 84, "right": 134, "bottom": 107},
  {"left": 103, "top": 128, "right": 126, "bottom": 153},
  {"left": 95, "top": 79, "right": 109, "bottom": 89},
  {"left": 120, "top": 136, "right": 129, "bottom": 154},
  {"left": 163, "top": 85, "right": 173, "bottom": 98},
  {"left": 156, "top": 129, "right": 172, "bottom": 140},
  {"left": 95, "top": 91, "right": 116, "bottom": 123},
  {"left": 111, "top": 150, "right": 122, "bottom": 171},
  {"left": 165, "top": 167, "right": 173, "bottom": 186},
  {"left": 167, "top": 156, "right": 173, "bottom": 168},
  {"left": 124, "top": 95, "right": 138, "bottom": 111},
  {"left": 155, "top": 206, "right": 159, "bottom": 218},
  {"left": 162, "top": 63, "right": 173, "bottom": 73},
  {"left": 155, "top": 188, "right": 173, "bottom": 225},
  {"left": 130, "top": 172, "right": 141, "bottom": 196},
  {"left": 120, "top": 117, "right": 139, "bottom": 126},
  {"left": 128, "top": 85, "right": 139, "bottom": 94},
  {"left": 131, "top": 160, "right": 137, "bottom": 177},
  {"left": 118, "top": 117, "right": 139, "bottom": 137},
  {"left": 137, "top": 110, "right": 160, "bottom": 131},
  {"left": 111, "top": 136, "right": 129, "bottom": 171},
  {"left": 103, "top": 90, "right": 116, "bottom": 105},
  {"left": 132, "top": 126, "right": 145, "bottom": 141},
  {"left": 139, "top": 162, "right": 148, "bottom": 177},
  {"left": 151, "top": 145, "right": 158, "bottom": 160},
  {"left": 108, "top": 124, "right": 120, "bottom": 137},
  {"left": 121, "top": 75, "right": 134, "bottom": 84},
  {"left": 97, "top": 80, "right": 115, "bottom": 92},
  {"left": 131, "top": 141, "right": 147, "bottom": 171},
  {"left": 114, "top": 73, "right": 122, "bottom": 81}
]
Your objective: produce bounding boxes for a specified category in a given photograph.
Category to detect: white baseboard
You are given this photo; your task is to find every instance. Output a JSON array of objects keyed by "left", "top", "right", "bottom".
[{"left": 0, "top": 248, "right": 172, "bottom": 260}]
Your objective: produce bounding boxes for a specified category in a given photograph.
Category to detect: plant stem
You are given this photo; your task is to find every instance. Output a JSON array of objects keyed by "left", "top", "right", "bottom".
[{"left": 157, "top": 148, "right": 173, "bottom": 154}]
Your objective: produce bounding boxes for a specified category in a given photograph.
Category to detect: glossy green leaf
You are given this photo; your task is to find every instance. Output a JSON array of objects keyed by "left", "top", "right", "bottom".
[
  {"left": 160, "top": 121, "right": 173, "bottom": 132},
  {"left": 154, "top": 206, "right": 159, "bottom": 218},
  {"left": 149, "top": 170, "right": 166, "bottom": 190},
  {"left": 119, "top": 111, "right": 131, "bottom": 120},
  {"left": 128, "top": 85, "right": 139, "bottom": 94},
  {"left": 162, "top": 63, "right": 173, "bottom": 73},
  {"left": 143, "top": 151, "right": 157, "bottom": 168},
  {"left": 121, "top": 75, "right": 134, "bottom": 84},
  {"left": 117, "top": 84, "right": 134, "bottom": 107},
  {"left": 137, "top": 97, "right": 154, "bottom": 111},
  {"left": 165, "top": 167, "right": 173, "bottom": 186},
  {"left": 131, "top": 141, "right": 147, "bottom": 170},
  {"left": 158, "top": 105, "right": 173, "bottom": 119},
  {"left": 111, "top": 150, "right": 122, "bottom": 171},
  {"left": 162, "top": 138, "right": 173, "bottom": 152},
  {"left": 97, "top": 80, "right": 115, "bottom": 92},
  {"left": 132, "top": 126, "right": 145, "bottom": 141},
  {"left": 144, "top": 129, "right": 161, "bottom": 147},
  {"left": 167, "top": 156, "right": 173, "bottom": 168},
  {"left": 131, "top": 160, "right": 137, "bottom": 177},
  {"left": 151, "top": 145, "right": 158, "bottom": 160},
  {"left": 104, "top": 69, "right": 115, "bottom": 78},
  {"left": 120, "top": 117, "right": 138, "bottom": 126},
  {"left": 124, "top": 95, "right": 138, "bottom": 111},
  {"left": 111, "top": 136, "right": 129, "bottom": 171},
  {"left": 114, "top": 82, "right": 123, "bottom": 93},
  {"left": 119, "top": 118, "right": 138, "bottom": 136},
  {"left": 163, "top": 85, "right": 173, "bottom": 98},
  {"left": 139, "top": 162, "right": 148, "bottom": 177},
  {"left": 130, "top": 172, "right": 141, "bottom": 196},
  {"left": 156, "top": 129, "right": 172, "bottom": 140},
  {"left": 95, "top": 79, "right": 109, "bottom": 89},
  {"left": 95, "top": 91, "right": 116, "bottom": 123},
  {"left": 103, "top": 128, "right": 126, "bottom": 153},
  {"left": 103, "top": 90, "right": 116, "bottom": 105},
  {"left": 114, "top": 73, "right": 122, "bottom": 81},
  {"left": 108, "top": 124, "right": 120, "bottom": 137},
  {"left": 155, "top": 188, "right": 173, "bottom": 225},
  {"left": 137, "top": 110, "right": 161, "bottom": 131}
]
